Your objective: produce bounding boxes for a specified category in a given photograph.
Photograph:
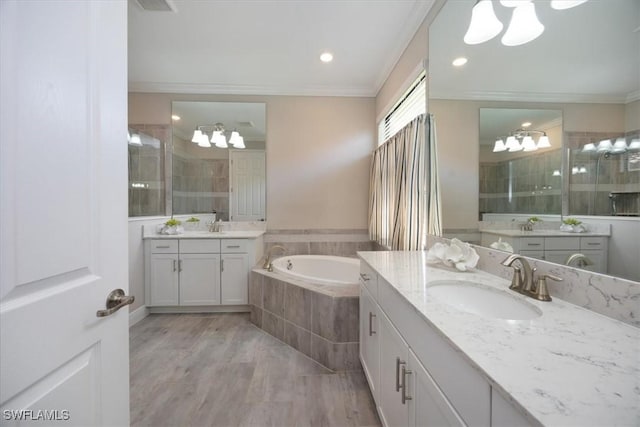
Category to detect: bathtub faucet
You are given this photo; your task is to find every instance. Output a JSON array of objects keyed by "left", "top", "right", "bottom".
[{"left": 263, "top": 245, "right": 287, "bottom": 272}]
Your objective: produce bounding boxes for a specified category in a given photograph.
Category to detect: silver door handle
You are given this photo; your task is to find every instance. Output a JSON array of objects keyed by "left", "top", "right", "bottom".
[
  {"left": 359, "top": 273, "right": 370, "bottom": 282},
  {"left": 401, "top": 365, "right": 413, "bottom": 404},
  {"left": 173, "top": 260, "right": 177, "bottom": 272},
  {"left": 395, "top": 357, "right": 404, "bottom": 392},
  {"left": 96, "top": 289, "right": 134, "bottom": 317},
  {"left": 178, "top": 260, "right": 182, "bottom": 272}
]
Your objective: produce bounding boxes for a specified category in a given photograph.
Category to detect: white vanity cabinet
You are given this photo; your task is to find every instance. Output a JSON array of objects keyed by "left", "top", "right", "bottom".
[
  {"left": 179, "top": 240, "right": 221, "bottom": 306},
  {"left": 361, "top": 261, "right": 487, "bottom": 427},
  {"left": 481, "top": 233, "right": 608, "bottom": 273},
  {"left": 145, "top": 236, "right": 261, "bottom": 309},
  {"left": 359, "top": 284, "right": 380, "bottom": 401},
  {"left": 220, "top": 239, "right": 249, "bottom": 305}
]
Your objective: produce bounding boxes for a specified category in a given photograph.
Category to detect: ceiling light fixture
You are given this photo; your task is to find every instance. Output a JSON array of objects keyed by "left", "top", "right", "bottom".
[
  {"left": 320, "top": 52, "right": 333, "bottom": 63},
  {"left": 550, "top": 0, "right": 589, "bottom": 10},
  {"left": 493, "top": 128, "right": 551, "bottom": 153},
  {"left": 501, "top": 1, "right": 544, "bottom": 46},
  {"left": 465, "top": 0, "right": 586, "bottom": 46},
  {"left": 452, "top": 57, "right": 468, "bottom": 67},
  {"left": 190, "top": 123, "right": 244, "bottom": 149},
  {"left": 171, "top": 114, "right": 181, "bottom": 121},
  {"left": 464, "top": 0, "right": 504, "bottom": 45}
]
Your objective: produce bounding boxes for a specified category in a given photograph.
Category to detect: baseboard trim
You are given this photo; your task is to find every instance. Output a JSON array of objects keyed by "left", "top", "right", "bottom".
[
  {"left": 129, "top": 306, "right": 149, "bottom": 327},
  {"left": 148, "top": 305, "right": 250, "bottom": 314}
]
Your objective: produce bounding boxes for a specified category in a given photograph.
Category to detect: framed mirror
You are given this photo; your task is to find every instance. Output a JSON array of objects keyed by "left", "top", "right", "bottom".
[
  {"left": 171, "top": 101, "right": 266, "bottom": 221},
  {"left": 428, "top": 0, "right": 639, "bottom": 282}
]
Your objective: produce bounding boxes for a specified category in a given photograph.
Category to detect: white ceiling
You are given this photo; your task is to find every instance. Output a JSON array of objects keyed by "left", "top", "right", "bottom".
[
  {"left": 128, "top": 0, "right": 436, "bottom": 96},
  {"left": 429, "top": 0, "right": 640, "bottom": 103}
]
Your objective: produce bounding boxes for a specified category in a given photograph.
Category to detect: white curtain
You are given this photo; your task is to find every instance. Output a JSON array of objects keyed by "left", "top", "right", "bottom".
[{"left": 369, "top": 114, "right": 441, "bottom": 250}]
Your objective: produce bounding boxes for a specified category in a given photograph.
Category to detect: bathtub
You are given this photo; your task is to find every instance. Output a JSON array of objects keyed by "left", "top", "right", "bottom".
[
  {"left": 271, "top": 255, "right": 360, "bottom": 285},
  {"left": 250, "top": 254, "right": 361, "bottom": 371}
]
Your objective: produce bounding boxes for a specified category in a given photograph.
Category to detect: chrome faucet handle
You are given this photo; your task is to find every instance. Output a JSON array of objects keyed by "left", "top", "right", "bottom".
[{"left": 534, "top": 274, "right": 562, "bottom": 302}]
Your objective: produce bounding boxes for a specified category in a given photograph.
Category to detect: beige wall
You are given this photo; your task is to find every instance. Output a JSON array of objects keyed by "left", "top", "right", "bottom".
[
  {"left": 374, "top": 0, "right": 446, "bottom": 121},
  {"left": 625, "top": 99, "right": 640, "bottom": 131},
  {"left": 129, "top": 93, "right": 376, "bottom": 230},
  {"left": 430, "top": 99, "right": 628, "bottom": 230}
]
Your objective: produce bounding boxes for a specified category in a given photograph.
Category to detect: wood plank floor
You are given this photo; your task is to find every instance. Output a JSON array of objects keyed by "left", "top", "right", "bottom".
[{"left": 130, "top": 313, "right": 381, "bottom": 427}]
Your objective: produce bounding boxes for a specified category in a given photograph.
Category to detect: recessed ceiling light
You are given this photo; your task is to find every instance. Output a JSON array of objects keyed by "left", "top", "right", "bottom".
[
  {"left": 320, "top": 52, "right": 334, "bottom": 63},
  {"left": 521, "top": 121, "right": 532, "bottom": 128},
  {"left": 452, "top": 57, "right": 468, "bottom": 67},
  {"left": 171, "top": 114, "right": 181, "bottom": 121}
]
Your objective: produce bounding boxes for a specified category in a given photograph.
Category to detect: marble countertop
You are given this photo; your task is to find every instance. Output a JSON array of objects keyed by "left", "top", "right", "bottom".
[
  {"left": 480, "top": 229, "right": 611, "bottom": 237},
  {"left": 358, "top": 251, "right": 640, "bottom": 426},
  {"left": 143, "top": 229, "right": 265, "bottom": 239}
]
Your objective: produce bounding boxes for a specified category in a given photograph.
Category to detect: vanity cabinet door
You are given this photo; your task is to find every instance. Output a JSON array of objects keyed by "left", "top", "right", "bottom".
[
  {"left": 149, "top": 253, "right": 179, "bottom": 306},
  {"left": 221, "top": 253, "right": 249, "bottom": 304},
  {"left": 179, "top": 253, "right": 221, "bottom": 305},
  {"left": 408, "top": 350, "right": 465, "bottom": 427},
  {"left": 378, "top": 309, "right": 409, "bottom": 427},
  {"left": 360, "top": 284, "right": 380, "bottom": 402}
]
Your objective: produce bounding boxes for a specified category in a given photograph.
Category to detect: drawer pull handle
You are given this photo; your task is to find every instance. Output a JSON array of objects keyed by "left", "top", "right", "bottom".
[
  {"left": 178, "top": 260, "right": 182, "bottom": 272},
  {"left": 587, "top": 242, "right": 600, "bottom": 246},
  {"left": 401, "top": 365, "right": 412, "bottom": 405},
  {"left": 226, "top": 245, "right": 241, "bottom": 248},
  {"left": 368, "top": 312, "right": 376, "bottom": 336},
  {"left": 156, "top": 245, "right": 171, "bottom": 249},
  {"left": 527, "top": 243, "right": 541, "bottom": 246},
  {"left": 173, "top": 260, "right": 177, "bottom": 272},
  {"left": 359, "top": 273, "right": 370, "bottom": 282}
]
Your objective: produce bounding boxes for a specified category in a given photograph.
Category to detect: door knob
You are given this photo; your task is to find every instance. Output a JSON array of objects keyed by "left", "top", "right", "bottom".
[{"left": 96, "top": 289, "right": 135, "bottom": 317}]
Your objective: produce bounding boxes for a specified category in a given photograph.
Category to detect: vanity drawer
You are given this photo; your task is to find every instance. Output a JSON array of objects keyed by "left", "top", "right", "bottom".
[
  {"left": 180, "top": 239, "right": 221, "bottom": 254},
  {"left": 545, "top": 237, "right": 579, "bottom": 250},
  {"left": 149, "top": 240, "right": 178, "bottom": 254},
  {"left": 519, "top": 237, "right": 544, "bottom": 250},
  {"left": 359, "top": 260, "right": 378, "bottom": 298},
  {"left": 580, "top": 237, "right": 605, "bottom": 250},
  {"left": 221, "top": 239, "right": 247, "bottom": 253}
]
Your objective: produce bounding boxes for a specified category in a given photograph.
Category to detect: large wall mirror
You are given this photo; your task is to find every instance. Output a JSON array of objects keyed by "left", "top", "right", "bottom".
[
  {"left": 428, "top": 0, "right": 639, "bottom": 281},
  {"left": 171, "top": 101, "right": 266, "bottom": 221},
  {"left": 480, "top": 108, "right": 563, "bottom": 218}
]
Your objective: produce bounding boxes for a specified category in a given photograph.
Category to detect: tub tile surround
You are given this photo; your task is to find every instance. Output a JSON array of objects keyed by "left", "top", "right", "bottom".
[
  {"left": 264, "top": 229, "right": 374, "bottom": 258},
  {"left": 428, "top": 235, "right": 639, "bottom": 327},
  {"left": 249, "top": 269, "right": 360, "bottom": 372},
  {"left": 358, "top": 251, "right": 640, "bottom": 426}
]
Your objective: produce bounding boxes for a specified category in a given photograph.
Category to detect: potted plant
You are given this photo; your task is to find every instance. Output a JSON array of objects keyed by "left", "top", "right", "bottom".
[
  {"left": 561, "top": 218, "right": 585, "bottom": 233},
  {"left": 185, "top": 216, "right": 200, "bottom": 231},
  {"left": 162, "top": 217, "right": 183, "bottom": 235}
]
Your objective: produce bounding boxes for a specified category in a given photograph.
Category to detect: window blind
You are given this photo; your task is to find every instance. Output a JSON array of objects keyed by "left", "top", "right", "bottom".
[{"left": 378, "top": 72, "right": 426, "bottom": 146}]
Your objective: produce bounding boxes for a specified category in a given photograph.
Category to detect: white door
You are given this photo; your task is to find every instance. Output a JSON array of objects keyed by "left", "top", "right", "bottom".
[
  {"left": 0, "top": 1, "right": 129, "bottom": 426},
  {"left": 229, "top": 150, "right": 266, "bottom": 221}
]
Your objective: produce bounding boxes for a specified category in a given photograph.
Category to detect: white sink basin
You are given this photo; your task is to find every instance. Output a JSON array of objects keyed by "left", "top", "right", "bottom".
[{"left": 427, "top": 280, "right": 542, "bottom": 320}]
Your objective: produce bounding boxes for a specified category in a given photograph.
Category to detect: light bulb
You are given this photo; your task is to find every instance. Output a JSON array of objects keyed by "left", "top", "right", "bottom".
[
  {"left": 628, "top": 138, "right": 640, "bottom": 151},
  {"left": 611, "top": 137, "right": 628, "bottom": 153},
  {"left": 464, "top": 0, "right": 504, "bottom": 45},
  {"left": 582, "top": 143, "right": 596, "bottom": 152},
  {"left": 229, "top": 131, "right": 241, "bottom": 146},
  {"left": 235, "top": 136, "right": 246, "bottom": 149},
  {"left": 597, "top": 139, "right": 612, "bottom": 152},
  {"left": 198, "top": 132, "right": 211, "bottom": 147},
  {"left": 215, "top": 134, "right": 228, "bottom": 148}
]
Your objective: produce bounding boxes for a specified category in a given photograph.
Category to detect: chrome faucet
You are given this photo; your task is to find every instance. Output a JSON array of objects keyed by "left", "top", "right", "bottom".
[
  {"left": 262, "top": 245, "right": 286, "bottom": 271},
  {"left": 501, "top": 254, "right": 561, "bottom": 302},
  {"left": 565, "top": 253, "right": 594, "bottom": 268}
]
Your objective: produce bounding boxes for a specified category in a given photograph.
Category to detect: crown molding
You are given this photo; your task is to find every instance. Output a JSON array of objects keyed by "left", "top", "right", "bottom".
[
  {"left": 128, "top": 81, "right": 376, "bottom": 98},
  {"left": 428, "top": 89, "right": 637, "bottom": 104},
  {"left": 371, "top": 0, "right": 436, "bottom": 95}
]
